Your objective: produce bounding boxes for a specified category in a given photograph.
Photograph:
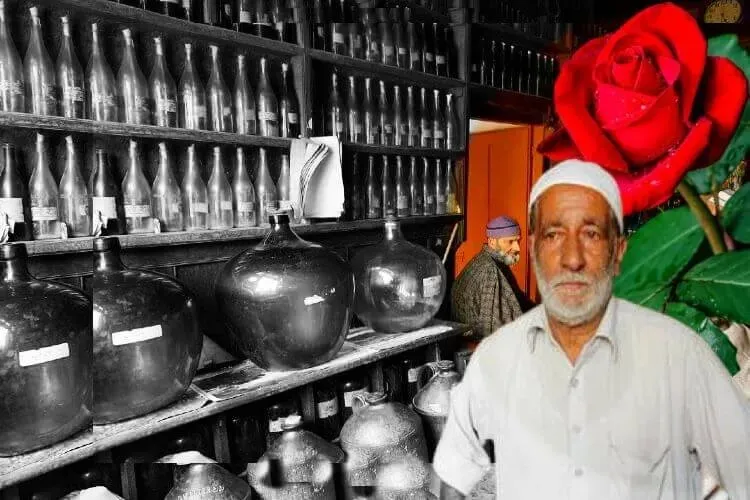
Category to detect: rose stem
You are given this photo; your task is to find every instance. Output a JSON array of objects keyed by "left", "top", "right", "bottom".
[{"left": 676, "top": 180, "right": 727, "bottom": 255}]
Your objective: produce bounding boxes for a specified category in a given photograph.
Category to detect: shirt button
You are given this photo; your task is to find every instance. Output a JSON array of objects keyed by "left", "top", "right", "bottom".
[
  {"left": 574, "top": 468, "right": 584, "bottom": 477},
  {"left": 570, "top": 378, "right": 579, "bottom": 388}
]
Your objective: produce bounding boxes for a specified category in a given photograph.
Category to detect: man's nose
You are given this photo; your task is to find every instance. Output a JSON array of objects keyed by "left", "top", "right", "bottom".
[{"left": 561, "top": 236, "right": 585, "bottom": 272}]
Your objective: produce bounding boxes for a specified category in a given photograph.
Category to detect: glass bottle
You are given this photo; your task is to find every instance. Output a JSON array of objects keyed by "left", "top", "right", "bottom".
[
  {"left": 435, "top": 158, "right": 446, "bottom": 214},
  {"left": 380, "top": 18, "right": 395, "bottom": 66},
  {"left": 150, "top": 37, "right": 177, "bottom": 128},
  {"left": 182, "top": 0, "right": 193, "bottom": 21},
  {"left": 420, "top": 87, "right": 433, "bottom": 148},
  {"left": 435, "top": 24, "right": 447, "bottom": 77},
  {"left": 89, "top": 149, "right": 122, "bottom": 235},
  {"left": 330, "top": 0, "right": 346, "bottom": 55},
  {"left": 88, "top": 24, "right": 118, "bottom": 122},
  {"left": 58, "top": 136, "right": 89, "bottom": 237},
  {"left": 338, "top": 372, "right": 369, "bottom": 421},
  {"left": 178, "top": 43, "right": 207, "bottom": 130},
  {"left": 254, "top": 147, "right": 277, "bottom": 227},
  {"left": 265, "top": 397, "right": 300, "bottom": 447},
  {"left": 57, "top": 16, "right": 84, "bottom": 119},
  {"left": 314, "top": 381, "right": 342, "bottom": 441},
  {"left": 364, "top": 11, "right": 380, "bottom": 63},
  {"left": 381, "top": 155, "right": 395, "bottom": 218},
  {"left": 207, "top": 45, "right": 233, "bottom": 132},
  {"left": 394, "top": 16, "right": 408, "bottom": 69},
  {"left": 25, "top": 7, "right": 57, "bottom": 116},
  {"left": 347, "top": 4, "right": 363, "bottom": 59},
  {"left": 479, "top": 36, "right": 490, "bottom": 86},
  {"left": 349, "top": 152, "right": 362, "bottom": 220},
  {"left": 201, "top": 0, "right": 221, "bottom": 26},
  {"left": 151, "top": 142, "right": 183, "bottom": 232},
  {"left": 154, "top": 0, "right": 182, "bottom": 17},
  {"left": 422, "top": 158, "right": 435, "bottom": 215},
  {"left": 122, "top": 140, "right": 152, "bottom": 234},
  {"left": 207, "top": 146, "right": 233, "bottom": 229},
  {"left": 218, "top": 0, "right": 234, "bottom": 29},
  {"left": 232, "top": 146, "right": 256, "bottom": 228},
  {"left": 251, "top": 0, "right": 275, "bottom": 39},
  {"left": 446, "top": 159, "right": 459, "bottom": 214},
  {"left": 489, "top": 39, "right": 499, "bottom": 88},
  {"left": 407, "top": 23, "right": 422, "bottom": 73},
  {"left": 0, "top": 0, "right": 24, "bottom": 112},
  {"left": 276, "top": 153, "right": 290, "bottom": 211},
  {"left": 310, "top": 0, "right": 328, "bottom": 51},
  {"left": 118, "top": 29, "right": 151, "bottom": 125},
  {"left": 280, "top": 62, "right": 300, "bottom": 138},
  {"left": 237, "top": 0, "right": 253, "bottom": 33},
  {"left": 363, "top": 77, "right": 379, "bottom": 145},
  {"left": 346, "top": 75, "right": 362, "bottom": 143},
  {"left": 364, "top": 154, "right": 381, "bottom": 220},
  {"left": 407, "top": 85, "right": 419, "bottom": 147},
  {"left": 422, "top": 22, "right": 435, "bottom": 74},
  {"left": 29, "top": 134, "right": 59, "bottom": 240},
  {"left": 392, "top": 85, "right": 406, "bottom": 146},
  {"left": 271, "top": 0, "right": 288, "bottom": 42},
  {"left": 0, "top": 144, "right": 28, "bottom": 240},
  {"left": 182, "top": 144, "right": 208, "bottom": 231},
  {"left": 395, "top": 156, "right": 409, "bottom": 217},
  {"left": 234, "top": 54, "right": 256, "bottom": 135},
  {"left": 446, "top": 93, "right": 459, "bottom": 150},
  {"left": 256, "top": 57, "right": 279, "bottom": 137},
  {"left": 409, "top": 156, "right": 423, "bottom": 216},
  {"left": 433, "top": 89, "right": 445, "bottom": 150},
  {"left": 327, "top": 71, "right": 346, "bottom": 140},
  {"left": 378, "top": 80, "right": 394, "bottom": 146}
]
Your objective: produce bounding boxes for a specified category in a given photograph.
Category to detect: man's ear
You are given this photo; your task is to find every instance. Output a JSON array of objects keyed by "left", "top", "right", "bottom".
[{"left": 613, "top": 236, "right": 628, "bottom": 275}]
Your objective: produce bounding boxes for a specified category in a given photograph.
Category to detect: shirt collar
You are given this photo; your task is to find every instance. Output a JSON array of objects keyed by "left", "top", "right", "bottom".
[{"left": 527, "top": 298, "right": 619, "bottom": 361}]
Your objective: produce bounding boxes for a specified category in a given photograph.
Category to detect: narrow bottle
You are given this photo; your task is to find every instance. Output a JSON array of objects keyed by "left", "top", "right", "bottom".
[
  {"left": 314, "top": 382, "right": 342, "bottom": 441},
  {"left": 0, "top": 144, "right": 29, "bottom": 240},
  {"left": 122, "top": 141, "right": 152, "bottom": 234},
  {"left": 446, "top": 93, "right": 459, "bottom": 150},
  {"left": 349, "top": 152, "right": 362, "bottom": 220},
  {"left": 256, "top": 57, "right": 279, "bottom": 137},
  {"left": 310, "top": 0, "right": 328, "bottom": 51},
  {"left": 58, "top": 136, "right": 89, "bottom": 237},
  {"left": 420, "top": 87, "right": 433, "bottom": 148},
  {"left": 327, "top": 71, "right": 346, "bottom": 140},
  {"left": 435, "top": 24, "right": 448, "bottom": 77},
  {"left": 201, "top": 0, "right": 220, "bottom": 26},
  {"left": 118, "top": 29, "right": 151, "bottom": 125},
  {"left": 394, "top": 17, "right": 408, "bottom": 69},
  {"left": 182, "top": 0, "right": 193, "bottom": 21},
  {"left": 276, "top": 153, "right": 291, "bottom": 211},
  {"left": 381, "top": 156, "right": 395, "bottom": 217},
  {"left": 338, "top": 373, "right": 369, "bottom": 421},
  {"left": 347, "top": 4, "right": 363, "bottom": 59},
  {"left": 57, "top": 16, "right": 84, "bottom": 119},
  {"left": 150, "top": 37, "right": 178, "bottom": 128},
  {"left": 237, "top": 0, "right": 253, "bottom": 33},
  {"left": 422, "top": 22, "right": 436, "bottom": 74},
  {"left": 435, "top": 158, "right": 446, "bottom": 214},
  {"left": 395, "top": 156, "right": 409, "bottom": 217},
  {"left": 251, "top": 0, "right": 276, "bottom": 39},
  {"left": 408, "top": 156, "right": 423, "bottom": 216},
  {"left": 489, "top": 39, "right": 499, "bottom": 88},
  {"left": 153, "top": 0, "right": 182, "bottom": 17},
  {"left": 89, "top": 149, "right": 122, "bottom": 235},
  {"left": 422, "top": 157, "right": 435, "bottom": 215},
  {"left": 407, "top": 23, "right": 422, "bottom": 73},
  {"left": 152, "top": 142, "right": 183, "bottom": 232},
  {"left": 380, "top": 19, "right": 396, "bottom": 66},
  {"left": 218, "top": 0, "right": 234, "bottom": 29},
  {"left": 271, "top": 0, "right": 287, "bottom": 42},
  {"left": 25, "top": 7, "right": 57, "bottom": 116},
  {"left": 479, "top": 36, "right": 490, "bottom": 86},
  {"left": 363, "top": 77, "right": 379, "bottom": 145},
  {"left": 346, "top": 75, "right": 362, "bottom": 143},
  {"left": 280, "top": 63, "right": 300, "bottom": 138},
  {"left": 88, "top": 23, "right": 119, "bottom": 122},
  {"left": 29, "top": 134, "right": 59, "bottom": 240},
  {"left": 182, "top": 144, "right": 208, "bottom": 231},
  {"left": 364, "top": 14, "right": 381, "bottom": 63},
  {"left": 178, "top": 43, "right": 207, "bottom": 130},
  {"left": 393, "top": 85, "right": 406, "bottom": 146},
  {"left": 433, "top": 89, "right": 445, "bottom": 149},
  {"left": 378, "top": 80, "right": 393, "bottom": 146},
  {"left": 234, "top": 54, "right": 257, "bottom": 135},
  {"left": 254, "top": 147, "right": 277, "bottom": 226},
  {"left": 330, "top": 0, "right": 347, "bottom": 55},
  {"left": 232, "top": 146, "right": 256, "bottom": 228},
  {"left": 446, "top": 159, "right": 459, "bottom": 214},
  {"left": 0, "top": 0, "right": 24, "bottom": 112},
  {"left": 364, "top": 155, "right": 381, "bottom": 219},
  {"left": 207, "top": 146, "right": 233, "bottom": 229},
  {"left": 207, "top": 45, "right": 233, "bottom": 132},
  {"left": 407, "top": 85, "right": 419, "bottom": 147}
]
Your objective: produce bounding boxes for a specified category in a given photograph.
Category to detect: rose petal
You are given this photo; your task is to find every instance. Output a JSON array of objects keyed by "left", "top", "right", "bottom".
[
  {"left": 611, "top": 118, "right": 712, "bottom": 215},
  {"left": 536, "top": 128, "right": 582, "bottom": 161},
  {"left": 609, "top": 46, "right": 668, "bottom": 95},
  {"left": 595, "top": 3, "right": 706, "bottom": 122}
]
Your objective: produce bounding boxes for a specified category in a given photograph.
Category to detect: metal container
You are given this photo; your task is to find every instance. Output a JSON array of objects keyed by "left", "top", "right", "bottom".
[
  {"left": 375, "top": 455, "right": 436, "bottom": 500},
  {"left": 165, "top": 462, "right": 252, "bottom": 500},
  {"left": 412, "top": 360, "right": 461, "bottom": 454},
  {"left": 339, "top": 392, "right": 428, "bottom": 487},
  {"left": 59, "top": 487, "right": 125, "bottom": 500},
  {"left": 0, "top": 243, "right": 92, "bottom": 456}
]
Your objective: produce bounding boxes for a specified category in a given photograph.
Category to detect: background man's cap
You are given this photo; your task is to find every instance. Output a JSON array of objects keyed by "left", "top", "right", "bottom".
[{"left": 487, "top": 215, "right": 520, "bottom": 238}]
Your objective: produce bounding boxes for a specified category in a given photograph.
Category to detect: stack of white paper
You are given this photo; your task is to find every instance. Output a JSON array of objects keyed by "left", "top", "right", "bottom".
[{"left": 289, "top": 136, "right": 345, "bottom": 220}]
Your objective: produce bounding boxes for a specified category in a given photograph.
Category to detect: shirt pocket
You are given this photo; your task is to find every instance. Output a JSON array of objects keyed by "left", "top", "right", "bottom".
[{"left": 608, "top": 424, "right": 671, "bottom": 497}]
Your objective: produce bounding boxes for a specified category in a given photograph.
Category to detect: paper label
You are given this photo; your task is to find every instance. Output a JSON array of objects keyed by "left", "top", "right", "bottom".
[
  {"left": 355, "top": 124, "right": 363, "bottom": 134},
  {"left": 410, "top": 50, "right": 420, "bottom": 60},
  {"left": 18, "top": 342, "right": 70, "bottom": 367},
  {"left": 422, "top": 129, "right": 433, "bottom": 138},
  {"left": 111, "top": 324, "right": 163, "bottom": 346},
  {"left": 397, "top": 195, "right": 409, "bottom": 209},
  {"left": 333, "top": 32, "right": 345, "bottom": 44},
  {"left": 163, "top": 0, "right": 179, "bottom": 4},
  {"left": 384, "top": 124, "right": 394, "bottom": 134},
  {"left": 425, "top": 52, "right": 435, "bottom": 62},
  {"left": 196, "top": 105, "right": 207, "bottom": 119},
  {"left": 304, "top": 294, "right": 325, "bottom": 306},
  {"left": 193, "top": 202, "right": 208, "bottom": 214},
  {"left": 31, "top": 206, "right": 58, "bottom": 221},
  {"left": 160, "top": 98, "right": 178, "bottom": 113},
  {"left": 124, "top": 204, "right": 151, "bottom": 218},
  {"left": 434, "top": 129, "right": 445, "bottom": 139},
  {"left": 278, "top": 200, "right": 292, "bottom": 210},
  {"left": 222, "top": 106, "right": 232, "bottom": 117},
  {"left": 423, "top": 275, "right": 442, "bottom": 297},
  {"left": 384, "top": 45, "right": 395, "bottom": 56},
  {"left": 238, "top": 201, "right": 254, "bottom": 213},
  {"left": 269, "top": 418, "right": 282, "bottom": 433},
  {"left": 317, "top": 398, "right": 339, "bottom": 419},
  {"left": 239, "top": 10, "right": 251, "bottom": 23},
  {"left": 408, "top": 367, "right": 420, "bottom": 383},
  {"left": 399, "top": 124, "right": 408, "bottom": 136},
  {"left": 0, "top": 197, "right": 23, "bottom": 225},
  {"left": 288, "top": 112, "right": 298, "bottom": 124},
  {"left": 398, "top": 47, "right": 408, "bottom": 55},
  {"left": 317, "top": 26, "right": 325, "bottom": 37},
  {"left": 0, "top": 79, "right": 24, "bottom": 96},
  {"left": 92, "top": 196, "right": 117, "bottom": 221},
  {"left": 343, "top": 388, "right": 368, "bottom": 408},
  {"left": 65, "top": 86, "right": 84, "bottom": 103},
  {"left": 437, "top": 55, "right": 446, "bottom": 64},
  {"left": 258, "top": 111, "right": 277, "bottom": 122},
  {"left": 94, "top": 94, "right": 117, "bottom": 108},
  {"left": 220, "top": 200, "right": 232, "bottom": 211}
]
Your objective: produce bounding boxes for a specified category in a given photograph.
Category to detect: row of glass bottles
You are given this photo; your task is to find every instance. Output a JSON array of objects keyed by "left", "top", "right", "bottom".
[
  {"left": 325, "top": 73, "right": 460, "bottom": 149},
  {"left": 0, "top": 4, "right": 299, "bottom": 137},
  {"left": 310, "top": 3, "right": 456, "bottom": 79},
  {"left": 346, "top": 154, "right": 459, "bottom": 221},
  {"left": 0, "top": 136, "right": 289, "bottom": 240}
]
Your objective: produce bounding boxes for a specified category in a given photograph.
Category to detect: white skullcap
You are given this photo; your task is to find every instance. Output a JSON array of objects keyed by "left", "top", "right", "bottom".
[{"left": 529, "top": 159, "right": 624, "bottom": 232}]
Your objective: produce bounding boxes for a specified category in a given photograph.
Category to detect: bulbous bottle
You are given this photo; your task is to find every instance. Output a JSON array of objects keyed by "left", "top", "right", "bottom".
[
  {"left": 257, "top": 57, "right": 279, "bottom": 137},
  {"left": 254, "top": 147, "right": 277, "bottom": 227},
  {"left": 24, "top": 7, "right": 58, "bottom": 116},
  {"left": 375, "top": 455, "right": 436, "bottom": 500},
  {"left": 122, "top": 140, "right": 153, "bottom": 234},
  {"left": 207, "top": 45, "right": 233, "bottom": 132},
  {"left": 232, "top": 146, "right": 256, "bottom": 228},
  {"left": 234, "top": 54, "right": 257, "bottom": 135},
  {"left": 207, "top": 146, "right": 233, "bottom": 229},
  {"left": 351, "top": 219, "right": 446, "bottom": 333},
  {"left": 0, "top": 0, "right": 24, "bottom": 112},
  {"left": 182, "top": 144, "right": 208, "bottom": 231},
  {"left": 178, "top": 43, "right": 207, "bottom": 130},
  {"left": 93, "top": 236, "right": 203, "bottom": 423},
  {"left": 214, "top": 211, "right": 355, "bottom": 370},
  {"left": 29, "top": 133, "right": 60, "bottom": 240},
  {"left": 152, "top": 142, "right": 184, "bottom": 232},
  {"left": 0, "top": 242, "right": 91, "bottom": 456},
  {"left": 150, "top": 37, "right": 178, "bottom": 128},
  {"left": 118, "top": 29, "right": 151, "bottom": 125},
  {"left": 58, "top": 136, "right": 89, "bottom": 237},
  {"left": 57, "top": 16, "right": 84, "bottom": 118},
  {"left": 412, "top": 360, "right": 461, "bottom": 454},
  {"left": 166, "top": 462, "right": 252, "bottom": 500},
  {"left": 87, "top": 23, "right": 119, "bottom": 122},
  {"left": 90, "top": 149, "right": 123, "bottom": 236}
]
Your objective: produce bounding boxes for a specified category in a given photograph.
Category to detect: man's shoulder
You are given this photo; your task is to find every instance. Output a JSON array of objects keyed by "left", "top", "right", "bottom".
[{"left": 614, "top": 298, "right": 705, "bottom": 348}]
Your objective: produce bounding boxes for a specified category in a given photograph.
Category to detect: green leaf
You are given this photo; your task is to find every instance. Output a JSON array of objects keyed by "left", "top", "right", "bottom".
[
  {"left": 665, "top": 302, "right": 740, "bottom": 375},
  {"left": 721, "top": 182, "right": 750, "bottom": 243},
  {"left": 686, "top": 35, "right": 750, "bottom": 193},
  {"left": 614, "top": 207, "right": 704, "bottom": 308},
  {"left": 676, "top": 250, "right": 750, "bottom": 324}
]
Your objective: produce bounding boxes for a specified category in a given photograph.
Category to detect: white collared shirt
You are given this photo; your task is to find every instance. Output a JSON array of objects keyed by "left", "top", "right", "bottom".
[{"left": 433, "top": 298, "right": 750, "bottom": 499}]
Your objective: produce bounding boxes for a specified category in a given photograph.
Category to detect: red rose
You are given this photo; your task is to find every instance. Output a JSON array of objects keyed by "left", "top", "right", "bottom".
[{"left": 537, "top": 3, "right": 747, "bottom": 215}]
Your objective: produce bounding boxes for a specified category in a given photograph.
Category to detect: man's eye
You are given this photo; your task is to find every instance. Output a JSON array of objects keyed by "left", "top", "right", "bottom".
[{"left": 585, "top": 229, "right": 601, "bottom": 240}]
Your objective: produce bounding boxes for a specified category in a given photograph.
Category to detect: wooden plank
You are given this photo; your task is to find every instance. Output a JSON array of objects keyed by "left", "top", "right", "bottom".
[
  {"left": 468, "top": 83, "right": 551, "bottom": 124},
  {"left": 342, "top": 142, "right": 465, "bottom": 159}
]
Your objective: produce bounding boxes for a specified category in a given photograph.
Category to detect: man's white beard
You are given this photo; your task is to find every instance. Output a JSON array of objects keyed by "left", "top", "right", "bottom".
[{"left": 533, "top": 250, "right": 615, "bottom": 326}]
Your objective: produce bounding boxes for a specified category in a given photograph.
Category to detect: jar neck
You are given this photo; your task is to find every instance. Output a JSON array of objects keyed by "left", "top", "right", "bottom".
[
  {"left": 1, "top": 257, "right": 31, "bottom": 282},
  {"left": 95, "top": 248, "right": 125, "bottom": 272},
  {"left": 383, "top": 221, "right": 403, "bottom": 241},
  {"left": 263, "top": 217, "right": 302, "bottom": 247}
]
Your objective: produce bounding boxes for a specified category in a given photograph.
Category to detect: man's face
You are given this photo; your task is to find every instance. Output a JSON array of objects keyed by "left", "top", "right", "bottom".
[
  {"left": 529, "top": 185, "right": 627, "bottom": 326},
  {"left": 487, "top": 235, "right": 521, "bottom": 266}
]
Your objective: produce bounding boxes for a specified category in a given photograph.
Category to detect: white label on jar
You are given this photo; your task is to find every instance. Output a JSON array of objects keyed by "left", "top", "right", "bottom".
[
  {"left": 410, "top": 50, "right": 420, "bottom": 60},
  {"left": 196, "top": 105, "right": 207, "bottom": 119},
  {"left": 288, "top": 112, "right": 298, "bottom": 124},
  {"left": 133, "top": 96, "right": 149, "bottom": 111},
  {"left": 398, "top": 47, "right": 408, "bottom": 55},
  {"left": 384, "top": 45, "right": 395, "bottom": 56},
  {"left": 239, "top": 10, "right": 251, "bottom": 23},
  {"left": 222, "top": 106, "right": 232, "bottom": 117},
  {"left": 0, "top": 197, "right": 23, "bottom": 225},
  {"left": 111, "top": 324, "right": 163, "bottom": 346},
  {"left": 66, "top": 86, "right": 84, "bottom": 103},
  {"left": 18, "top": 342, "right": 70, "bottom": 367},
  {"left": 43, "top": 83, "right": 57, "bottom": 102},
  {"left": 333, "top": 32, "right": 345, "bottom": 44},
  {"left": 124, "top": 204, "right": 151, "bottom": 218},
  {"left": 92, "top": 196, "right": 117, "bottom": 220},
  {"left": 269, "top": 418, "right": 282, "bottom": 433},
  {"left": 437, "top": 55, "right": 446, "bottom": 64},
  {"left": 408, "top": 367, "right": 420, "bottom": 383},
  {"left": 182, "top": 0, "right": 191, "bottom": 7},
  {"left": 259, "top": 111, "right": 278, "bottom": 122},
  {"left": 343, "top": 388, "right": 368, "bottom": 408},
  {"left": 423, "top": 275, "right": 442, "bottom": 297},
  {"left": 434, "top": 129, "right": 445, "bottom": 139},
  {"left": 0, "top": 79, "right": 24, "bottom": 96},
  {"left": 397, "top": 195, "right": 409, "bottom": 209},
  {"left": 238, "top": 201, "right": 254, "bottom": 213},
  {"left": 193, "top": 202, "right": 208, "bottom": 214},
  {"left": 370, "top": 199, "right": 381, "bottom": 208},
  {"left": 425, "top": 52, "right": 435, "bottom": 62},
  {"left": 317, "top": 398, "right": 339, "bottom": 419},
  {"left": 94, "top": 94, "right": 117, "bottom": 108},
  {"left": 220, "top": 200, "right": 232, "bottom": 211},
  {"left": 31, "top": 206, "right": 58, "bottom": 221}
]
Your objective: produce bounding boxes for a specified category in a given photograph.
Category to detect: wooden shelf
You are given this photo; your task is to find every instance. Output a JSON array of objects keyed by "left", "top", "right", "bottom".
[
  {"left": 0, "top": 321, "right": 470, "bottom": 489},
  {"left": 342, "top": 142, "right": 465, "bottom": 158},
  {"left": 474, "top": 22, "right": 570, "bottom": 55},
  {"left": 310, "top": 49, "right": 466, "bottom": 90},
  {"left": 469, "top": 83, "right": 551, "bottom": 124},
  {"left": 386, "top": 0, "right": 453, "bottom": 24},
  {"left": 0, "top": 112, "right": 293, "bottom": 148}
]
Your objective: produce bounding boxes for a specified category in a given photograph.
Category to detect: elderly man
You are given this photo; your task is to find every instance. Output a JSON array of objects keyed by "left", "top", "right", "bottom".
[{"left": 434, "top": 160, "right": 750, "bottom": 499}]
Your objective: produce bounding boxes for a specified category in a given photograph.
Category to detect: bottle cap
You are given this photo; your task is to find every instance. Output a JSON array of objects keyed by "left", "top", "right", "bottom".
[
  {"left": 364, "top": 392, "right": 387, "bottom": 405},
  {"left": 269, "top": 211, "right": 291, "bottom": 226}
]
